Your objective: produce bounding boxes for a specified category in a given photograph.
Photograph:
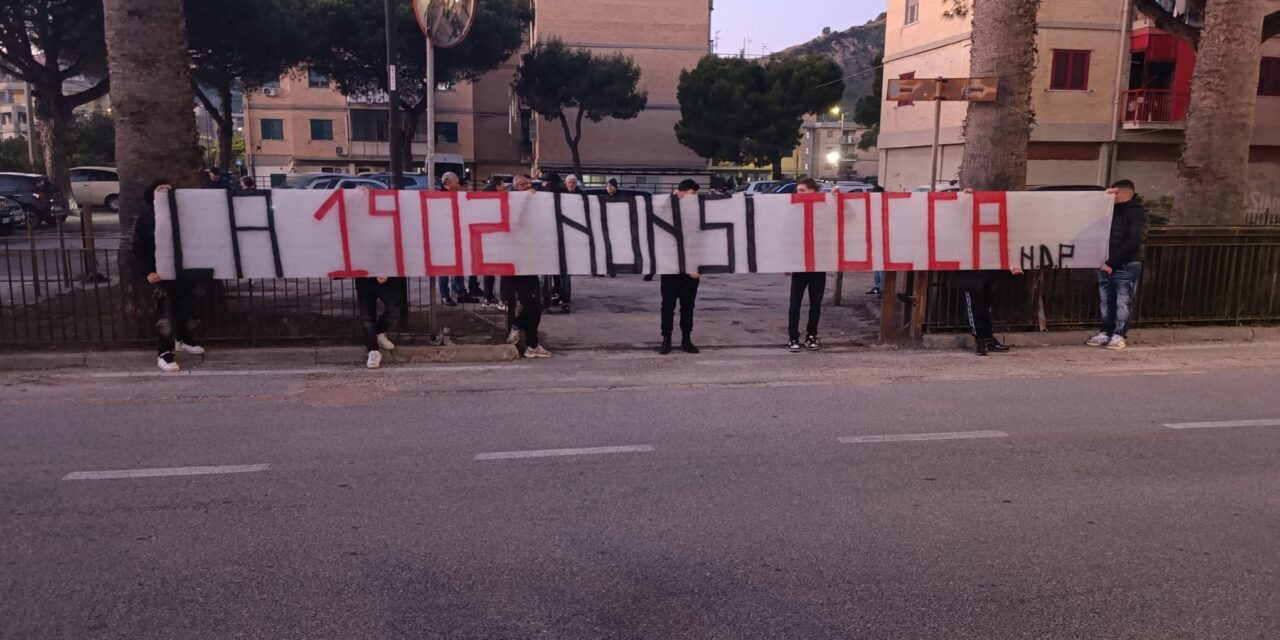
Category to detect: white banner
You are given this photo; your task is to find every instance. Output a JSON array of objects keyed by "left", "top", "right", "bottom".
[{"left": 153, "top": 190, "right": 1114, "bottom": 279}]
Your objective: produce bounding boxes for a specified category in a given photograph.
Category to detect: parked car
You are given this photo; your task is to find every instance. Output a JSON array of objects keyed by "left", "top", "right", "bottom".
[
  {"left": 1028, "top": 184, "right": 1106, "bottom": 191},
  {"left": 910, "top": 181, "right": 961, "bottom": 192},
  {"left": 0, "top": 196, "right": 23, "bottom": 235},
  {"left": 362, "top": 173, "right": 434, "bottom": 190},
  {"left": 279, "top": 173, "right": 349, "bottom": 189},
  {"left": 69, "top": 166, "right": 120, "bottom": 211},
  {"left": 742, "top": 180, "right": 780, "bottom": 194},
  {"left": 0, "top": 172, "right": 69, "bottom": 226},
  {"left": 771, "top": 182, "right": 799, "bottom": 194},
  {"left": 834, "top": 181, "right": 874, "bottom": 192},
  {"left": 303, "top": 176, "right": 388, "bottom": 190}
]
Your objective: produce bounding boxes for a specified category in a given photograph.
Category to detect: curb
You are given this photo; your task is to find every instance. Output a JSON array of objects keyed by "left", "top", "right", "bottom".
[
  {"left": 0, "top": 344, "right": 520, "bottom": 371},
  {"left": 922, "top": 326, "right": 1280, "bottom": 350}
]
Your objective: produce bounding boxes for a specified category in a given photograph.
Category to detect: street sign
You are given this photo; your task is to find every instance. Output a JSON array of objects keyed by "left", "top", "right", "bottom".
[
  {"left": 886, "top": 77, "right": 999, "bottom": 102},
  {"left": 414, "top": 0, "right": 477, "bottom": 48}
]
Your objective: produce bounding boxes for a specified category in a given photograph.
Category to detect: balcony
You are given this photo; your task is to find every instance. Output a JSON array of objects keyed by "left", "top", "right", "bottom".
[{"left": 1121, "top": 89, "right": 1189, "bottom": 130}]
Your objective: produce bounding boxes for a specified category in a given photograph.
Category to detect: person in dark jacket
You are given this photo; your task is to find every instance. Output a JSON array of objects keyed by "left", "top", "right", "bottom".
[
  {"left": 132, "top": 179, "right": 206, "bottom": 372},
  {"left": 507, "top": 174, "right": 552, "bottom": 358},
  {"left": 356, "top": 275, "right": 403, "bottom": 369},
  {"left": 658, "top": 179, "right": 703, "bottom": 355},
  {"left": 1087, "top": 179, "right": 1149, "bottom": 350},
  {"left": 204, "top": 168, "right": 232, "bottom": 190}
]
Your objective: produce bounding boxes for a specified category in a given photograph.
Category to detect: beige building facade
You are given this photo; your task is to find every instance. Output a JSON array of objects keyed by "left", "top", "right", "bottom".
[
  {"left": 245, "top": 0, "right": 714, "bottom": 188},
  {"left": 795, "top": 118, "right": 880, "bottom": 182},
  {"left": 878, "top": 0, "right": 1280, "bottom": 206}
]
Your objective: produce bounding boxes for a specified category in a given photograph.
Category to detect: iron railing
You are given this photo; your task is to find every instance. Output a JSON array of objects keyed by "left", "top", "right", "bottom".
[
  {"left": 0, "top": 237, "right": 508, "bottom": 349},
  {"left": 1121, "top": 89, "right": 1190, "bottom": 126},
  {"left": 926, "top": 226, "right": 1280, "bottom": 332}
]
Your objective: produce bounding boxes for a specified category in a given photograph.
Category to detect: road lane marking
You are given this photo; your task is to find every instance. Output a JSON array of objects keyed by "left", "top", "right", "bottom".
[
  {"left": 475, "top": 445, "right": 654, "bottom": 461},
  {"left": 62, "top": 464, "right": 270, "bottom": 481},
  {"left": 839, "top": 430, "right": 1009, "bottom": 444},
  {"left": 1162, "top": 419, "right": 1280, "bottom": 430}
]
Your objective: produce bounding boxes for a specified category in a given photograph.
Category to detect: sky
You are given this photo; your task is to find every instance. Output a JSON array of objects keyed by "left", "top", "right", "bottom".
[{"left": 710, "top": 0, "right": 883, "bottom": 56}]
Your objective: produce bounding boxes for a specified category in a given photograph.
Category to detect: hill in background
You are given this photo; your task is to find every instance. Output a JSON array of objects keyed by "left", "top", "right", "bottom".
[{"left": 773, "top": 13, "right": 886, "bottom": 111}]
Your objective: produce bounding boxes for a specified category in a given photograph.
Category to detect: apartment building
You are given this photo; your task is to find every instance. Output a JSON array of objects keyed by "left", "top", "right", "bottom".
[
  {"left": 0, "top": 77, "right": 32, "bottom": 141},
  {"left": 795, "top": 117, "right": 880, "bottom": 181},
  {"left": 244, "top": 0, "right": 714, "bottom": 186},
  {"left": 878, "top": 0, "right": 1280, "bottom": 199}
]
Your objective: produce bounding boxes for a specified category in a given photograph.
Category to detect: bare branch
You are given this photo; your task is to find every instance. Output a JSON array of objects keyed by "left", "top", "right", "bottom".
[{"left": 64, "top": 77, "right": 109, "bottom": 110}]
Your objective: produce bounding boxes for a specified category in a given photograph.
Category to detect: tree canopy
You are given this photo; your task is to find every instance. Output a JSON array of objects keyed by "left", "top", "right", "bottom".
[
  {"left": 675, "top": 54, "right": 844, "bottom": 178},
  {"left": 514, "top": 39, "right": 648, "bottom": 177}
]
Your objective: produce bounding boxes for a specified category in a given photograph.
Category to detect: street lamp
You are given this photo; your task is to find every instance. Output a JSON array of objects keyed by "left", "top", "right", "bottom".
[{"left": 826, "top": 151, "right": 840, "bottom": 165}]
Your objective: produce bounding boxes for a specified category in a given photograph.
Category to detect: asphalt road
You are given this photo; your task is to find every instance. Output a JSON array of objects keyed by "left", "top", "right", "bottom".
[{"left": 2, "top": 343, "right": 1279, "bottom": 639}]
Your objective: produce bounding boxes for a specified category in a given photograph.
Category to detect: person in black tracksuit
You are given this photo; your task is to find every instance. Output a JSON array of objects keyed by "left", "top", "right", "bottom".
[
  {"left": 787, "top": 178, "right": 826, "bottom": 352},
  {"left": 950, "top": 266, "right": 1025, "bottom": 356},
  {"left": 132, "top": 179, "right": 206, "bottom": 372},
  {"left": 659, "top": 179, "right": 703, "bottom": 355}
]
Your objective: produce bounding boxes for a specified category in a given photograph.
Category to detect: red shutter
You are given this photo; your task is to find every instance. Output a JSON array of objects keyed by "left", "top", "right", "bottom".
[
  {"left": 1260, "top": 58, "right": 1280, "bottom": 97},
  {"left": 1050, "top": 50, "right": 1090, "bottom": 90}
]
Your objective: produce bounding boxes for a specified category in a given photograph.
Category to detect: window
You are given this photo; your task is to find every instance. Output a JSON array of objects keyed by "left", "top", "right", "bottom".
[
  {"left": 260, "top": 118, "right": 284, "bottom": 140},
  {"left": 309, "top": 119, "right": 334, "bottom": 141},
  {"left": 905, "top": 0, "right": 919, "bottom": 25},
  {"left": 826, "top": 130, "right": 834, "bottom": 138},
  {"left": 435, "top": 121, "right": 459, "bottom": 144},
  {"left": 897, "top": 71, "right": 916, "bottom": 106},
  {"left": 0, "top": 113, "right": 9, "bottom": 125},
  {"left": 1050, "top": 50, "right": 1091, "bottom": 91},
  {"left": 351, "top": 110, "right": 389, "bottom": 141},
  {"left": 1260, "top": 58, "right": 1280, "bottom": 97},
  {"left": 307, "top": 68, "right": 330, "bottom": 89}
]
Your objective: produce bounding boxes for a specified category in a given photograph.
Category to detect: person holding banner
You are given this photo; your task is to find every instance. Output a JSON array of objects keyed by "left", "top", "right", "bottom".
[
  {"left": 355, "top": 276, "right": 402, "bottom": 369},
  {"left": 950, "top": 267, "right": 1024, "bottom": 356},
  {"left": 1087, "top": 179, "right": 1149, "bottom": 351},
  {"left": 787, "top": 178, "right": 827, "bottom": 352},
  {"left": 659, "top": 179, "right": 704, "bottom": 355},
  {"left": 438, "top": 172, "right": 473, "bottom": 306},
  {"left": 507, "top": 175, "right": 552, "bottom": 358},
  {"left": 133, "top": 180, "right": 206, "bottom": 372}
]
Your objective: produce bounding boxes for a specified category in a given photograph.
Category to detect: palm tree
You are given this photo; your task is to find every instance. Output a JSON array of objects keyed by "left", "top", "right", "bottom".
[
  {"left": 103, "top": 0, "right": 204, "bottom": 236},
  {"left": 1172, "top": 1, "right": 1269, "bottom": 224},
  {"left": 958, "top": 0, "right": 1042, "bottom": 191}
]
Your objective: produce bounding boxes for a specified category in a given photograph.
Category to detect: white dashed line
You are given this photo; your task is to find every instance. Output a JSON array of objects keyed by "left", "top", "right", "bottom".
[
  {"left": 1162, "top": 419, "right": 1280, "bottom": 430},
  {"left": 475, "top": 445, "right": 655, "bottom": 461},
  {"left": 839, "top": 430, "right": 1009, "bottom": 444},
  {"left": 62, "top": 464, "right": 271, "bottom": 481}
]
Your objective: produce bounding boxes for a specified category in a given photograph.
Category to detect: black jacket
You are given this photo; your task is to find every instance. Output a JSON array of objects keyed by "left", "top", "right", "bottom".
[
  {"left": 1106, "top": 199, "right": 1148, "bottom": 269},
  {"left": 131, "top": 180, "right": 169, "bottom": 276}
]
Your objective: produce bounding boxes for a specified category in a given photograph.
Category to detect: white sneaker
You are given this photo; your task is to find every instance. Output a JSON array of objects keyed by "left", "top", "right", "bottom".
[
  {"left": 1105, "top": 335, "right": 1127, "bottom": 350},
  {"left": 157, "top": 353, "right": 180, "bottom": 372},
  {"left": 523, "top": 345, "right": 553, "bottom": 358},
  {"left": 376, "top": 333, "right": 396, "bottom": 351},
  {"left": 507, "top": 327, "right": 523, "bottom": 344},
  {"left": 366, "top": 350, "right": 383, "bottom": 369},
  {"left": 175, "top": 341, "right": 205, "bottom": 355},
  {"left": 1086, "top": 332, "right": 1110, "bottom": 346}
]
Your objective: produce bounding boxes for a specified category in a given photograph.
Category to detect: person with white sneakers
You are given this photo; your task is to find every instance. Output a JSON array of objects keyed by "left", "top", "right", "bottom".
[
  {"left": 132, "top": 180, "right": 206, "bottom": 372},
  {"left": 1087, "top": 179, "right": 1149, "bottom": 351},
  {"left": 506, "top": 174, "right": 552, "bottom": 359},
  {"left": 355, "top": 276, "right": 403, "bottom": 369}
]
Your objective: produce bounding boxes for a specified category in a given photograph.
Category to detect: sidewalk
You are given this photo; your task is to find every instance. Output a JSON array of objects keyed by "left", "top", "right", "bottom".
[{"left": 537, "top": 272, "right": 882, "bottom": 350}]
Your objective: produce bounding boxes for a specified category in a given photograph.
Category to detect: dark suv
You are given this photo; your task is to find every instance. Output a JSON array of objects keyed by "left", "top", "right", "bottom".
[{"left": 0, "top": 173, "right": 70, "bottom": 226}]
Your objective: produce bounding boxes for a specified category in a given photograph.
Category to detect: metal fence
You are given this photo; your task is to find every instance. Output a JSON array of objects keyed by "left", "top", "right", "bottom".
[
  {"left": 926, "top": 226, "right": 1280, "bottom": 332},
  {"left": 0, "top": 237, "right": 508, "bottom": 350}
]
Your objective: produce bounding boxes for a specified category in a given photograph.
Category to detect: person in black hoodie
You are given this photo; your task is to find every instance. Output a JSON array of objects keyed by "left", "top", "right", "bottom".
[
  {"left": 133, "top": 179, "right": 206, "bottom": 372},
  {"left": 949, "top": 266, "right": 1025, "bottom": 356},
  {"left": 658, "top": 179, "right": 704, "bottom": 355},
  {"left": 1087, "top": 179, "right": 1149, "bottom": 350}
]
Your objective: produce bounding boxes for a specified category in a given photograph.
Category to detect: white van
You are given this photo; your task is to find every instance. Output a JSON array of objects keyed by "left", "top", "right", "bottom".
[{"left": 69, "top": 166, "right": 120, "bottom": 211}]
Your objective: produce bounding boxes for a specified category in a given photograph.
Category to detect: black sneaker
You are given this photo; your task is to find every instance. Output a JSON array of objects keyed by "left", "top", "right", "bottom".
[
  {"left": 986, "top": 338, "right": 1009, "bottom": 353},
  {"left": 643, "top": 274, "right": 654, "bottom": 282},
  {"left": 974, "top": 339, "right": 988, "bottom": 356},
  {"left": 441, "top": 297, "right": 457, "bottom": 307},
  {"left": 659, "top": 337, "right": 672, "bottom": 355},
  {"left": 804, "top": 335, "right": 821, "bottom": 351},
  {"left": 788, "top": 339, "right": 801, "bottom": 353},
  {"left": 680, "top": 338, "right": 700, "bottom": 354}
]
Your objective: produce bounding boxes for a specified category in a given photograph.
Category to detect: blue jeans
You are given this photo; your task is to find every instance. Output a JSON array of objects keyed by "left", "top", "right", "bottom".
[
  {"left": 438, "top": 276, "right": 465, "bottom": 300},
  {"left": 1099, "top": 262, "right": 1142, "bottom": 337}
]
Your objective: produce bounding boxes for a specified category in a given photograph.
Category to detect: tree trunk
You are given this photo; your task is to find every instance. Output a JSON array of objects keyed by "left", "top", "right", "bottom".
[
  {"left": 31, "top": 91, "right": 73, "bottom": 223},
  {"left": 104, "top": 0, "right": 204, "bottom": 233},
  {"left": 958, "top": 0, "right": 1041, "bottom": 191},
  {"left": 104, "top": 0, "right": 205, "bottom": 312},
  {"left": 557, "top": 112, "right": 584, "bottom": 179},
  {"left": 401, "top": 105, "right": 422, "bottom": 174},
  {"left": 217, "top": 83, "right": 234, "bottom": 172},
  {"left": 771, "top": 156, "right": 783, "bottom": 180},
  {"left": 1172, "top": 1, "right": 1267, "bottom": 225}
]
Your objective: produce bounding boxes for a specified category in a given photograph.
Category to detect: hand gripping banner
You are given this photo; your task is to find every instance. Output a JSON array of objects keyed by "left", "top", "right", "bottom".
[{"left": 153, "top": 189, "right": 1115, "bottom": 279}]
